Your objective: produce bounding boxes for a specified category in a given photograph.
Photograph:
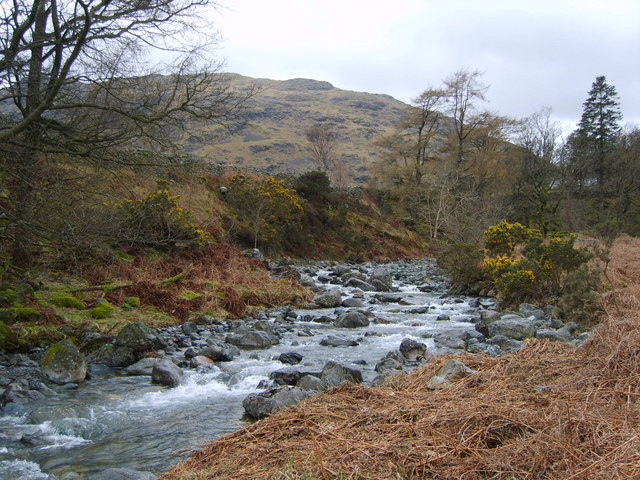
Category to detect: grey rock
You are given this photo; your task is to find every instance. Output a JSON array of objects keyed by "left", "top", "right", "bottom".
[
  {"left": 115, "top": 322, "right": 160, "bottom": 353},
  {"left": 190, "top": 355, "right": 214, "bottom": 368},
  {"left": 320, "top": 335, "right": 359, "bottom": 347},
  {"left": 436, "top": 314, "right": 451, "bottom": 321},
  {"left": 374, "top": 356, "right": 404, "bottom": 376},
  {"left": 314, "top": 290, "right": 342, "bottom": 308},
  {"left": 151, "top": 359, "right": 183, "bottom": 387},
  {"left": 433, "top": 331, "right": 467, "bottom": 350},
  {"left": 334, "top": 311, "right": 369, "bottom": 328},
  {"left": 180, "top": 322, "right": 199, "bottom": 338},
  {"left": 297, "top": 374, "right": 325, "bottom": 391},
  {"left": 519, "top": 303, "right": 546, "bottom": 319},
  {"left": 269, "top": 368, "right": 303, "bottom": 386},
  {"left": 1, "top": 379, "right": 45, "bottom": 406},
  {"left": 123, "top": 357, "right": 160, "bottom": 376},
  {"left": 342, "top": 297, "right": 365, "bottom": 308},
  {"left": 466, "top": 343, "right": 502, "bottom": 356},
  {"left": 89, "top": 344, "right": 138, "bottom": 368},
  {"left": 486, "top": 334, "right": 525, "bottom": 352},
  {"left": 374, "top": 293, "right": 403, "bottom": 303},
  {"left": 536, "top": 328, "right": 574, "bottom": 343},
  {"left": 41, "top": 340, "right": 87, "bottom": 385},
  {"left": 426, "top": 359, "right": 474, "bottom": 390},
  {"left": 278, "top": 352, "right": 303, "bottom": 364},
  {"left": 320, "top": 361, "right": 362, "bottom": 388},
  {"left": 88, "top": 468, "right": 156, "bottom": 480},
  {"left": 345, "top": 277, "right": 376, "bottom": 291},
  {"left": 242, "top": 386, "right": 310, "bottom": 420},
  {"left": 225, "top": 331, "right": 274, "bottom": 350},
  {"left": 399, "top": 338, "right": 427, "bottom": 361},
  {"left": 486, "top": 316, "right": 536, "bottom": 340}
]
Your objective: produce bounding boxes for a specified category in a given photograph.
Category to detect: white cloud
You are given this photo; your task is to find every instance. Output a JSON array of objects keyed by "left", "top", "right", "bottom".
[{"left": 212, "top": 0, "right": 640, "bottom": 127}]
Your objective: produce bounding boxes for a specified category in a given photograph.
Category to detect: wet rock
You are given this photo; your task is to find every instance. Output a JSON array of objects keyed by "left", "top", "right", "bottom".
[
  {"left": 334, "top": 311, "right": 369, "bottom": 328},
  {"left": 399, "top": 338, "right": 427, "bottom": 361},
  {"left": 89, "top": 344, "right": 138, "bottom": 368},
  {"left": 123, "top": 358, "right": 160, "bottom": 376},
  {"left": 436, "top": 314, "right": 451, "bottom": 321},
  {"left": 486, "top": 316, "right": 537, "bottom": 340},
  {"left": 342, "top": 297, "right": 365, "bottom": 308},
  {"left": 313, "top": 290, "right": 342, "bottom": 308},
  {"left": 190, "top": 355, "right": 214, "bottom": 368},
  {"left": 115, "top": 322, "right": 161, "bottom": 353},
  {"left": 345, "top": 277, "right": 376, "bottom": 291},
  {"left": 242, "top": 386, "right": 310, "bottom": 420},
  {"left": 151, "top": 359, "right": 183, "bottom": 387},
  {"left": 180, "top": 322, "right": 199, "bottom": 338},
  {"left": 369, "top": 269, "right": 393, "bottom": 291},
  {"left": 320, "top": 335, "right": 359, "bottom": 347},
  {"left": 278, "top": 352, "right": 303, "bottom": 365},
  {"left": 269, "top": 368, "right": 303, "bottom": 386},
  {"left": 320, "top": 361, "right": 363, "bottom": 388},
  {"left": 40, "top": 340, "right": 87, "bottom": 385},
  {"left": 88, "top": 468, "right": 156, "bottom": 480},
  {"left": 374, "top": 293, "right": 403, "bottom": 303},
  {"left": 1, "top": 379, "right": 46, "bottom": 407},
  {"left": 225, "top": 331, "right": 274, "bottom": 350}
]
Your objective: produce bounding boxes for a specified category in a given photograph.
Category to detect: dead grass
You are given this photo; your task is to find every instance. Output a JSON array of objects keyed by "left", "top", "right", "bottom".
[
  {"left": 93, "top": 242, "right": 310, "bottom": 321},
  {"left": 160, "top": 237, "right": 640, "bottom": 480}
]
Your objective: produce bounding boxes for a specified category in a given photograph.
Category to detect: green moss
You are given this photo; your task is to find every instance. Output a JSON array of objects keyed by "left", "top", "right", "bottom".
[
  {"left": 0, "top": 307, "right": 41, "bottom": 324},
  {"left": 90, "top": 301, "right": 114, "bottom": 319},
  {"left": 49, "top": 293, "right": 85, "bottom": 310},
  {"left": 0, "top": 288, "right": 18, "bottom": 306},
  {"left": 124, "top": 296, "right": 141, "bottom": 307},
  {"left": 0, "top": 322, "right": 21, "bottom": 352},
  {"left": 178, "top": 290, "right": 202, "bottom": 300}
]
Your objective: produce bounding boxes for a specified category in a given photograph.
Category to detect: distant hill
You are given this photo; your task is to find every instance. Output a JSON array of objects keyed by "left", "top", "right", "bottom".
[{"left": 184, "top": 74, "right": 408, "bottom": 184}]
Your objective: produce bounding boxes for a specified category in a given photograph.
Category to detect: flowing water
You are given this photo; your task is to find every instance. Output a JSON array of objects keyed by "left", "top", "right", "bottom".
[{"left": 0, "top": 260, "right": 492, "bottom": 479}]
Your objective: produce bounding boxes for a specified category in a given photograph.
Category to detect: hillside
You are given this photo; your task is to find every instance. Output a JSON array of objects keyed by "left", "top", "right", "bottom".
[{"left": 184, "top": 74, "right": 408, "bottom": 183}]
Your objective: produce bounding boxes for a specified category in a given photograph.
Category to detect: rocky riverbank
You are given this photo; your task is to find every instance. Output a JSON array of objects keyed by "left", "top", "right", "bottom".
[{"left": 0, "top": 258, "right": 590, "bottom": 479}]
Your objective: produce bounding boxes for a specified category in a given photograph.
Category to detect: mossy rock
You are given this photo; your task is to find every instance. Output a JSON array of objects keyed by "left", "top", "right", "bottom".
[
  {"left": 49, "top": 294, "right": 85, "bottom": 310},
  {"left": 0, "top": 307, "right": 41, "bottom": 325},
  {"left": 0, "top": 322, "right": 21, "bottom": 352},
  {"left": 178, "top": 290, "right": 202, "bottom": 301},
  {"left": 41, "top": 339, "right": 88, "bottom": 384},
  {"left": 90, "top": 301, "right": 114, "bottom": 319}
]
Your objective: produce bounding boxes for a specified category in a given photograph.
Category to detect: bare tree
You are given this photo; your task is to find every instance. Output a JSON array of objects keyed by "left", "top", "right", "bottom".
[
  {"left": 0, "top": 0, "right": 251, "bottom": 267},
  {"left": 443, "top": 69, "right": 489, "bottom": 167},
  {"left": 305, "top": 124, "right": 337, "bottom": 172}
]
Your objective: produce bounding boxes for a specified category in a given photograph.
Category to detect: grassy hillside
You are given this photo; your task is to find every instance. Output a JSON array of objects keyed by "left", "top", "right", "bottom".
[{"left": 185, "top": 74, "right": 408, "bottom": 183}]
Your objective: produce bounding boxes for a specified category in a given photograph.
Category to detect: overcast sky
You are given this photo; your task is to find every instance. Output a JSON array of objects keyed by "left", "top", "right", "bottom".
[{"left": 211, "top": 0, "right": 639, "bottom": 132}]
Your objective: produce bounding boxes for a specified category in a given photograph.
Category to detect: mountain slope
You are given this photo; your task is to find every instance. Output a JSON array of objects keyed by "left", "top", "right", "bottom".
[{"left": 186, "top": 74, "right": 408, "bottom": 183}]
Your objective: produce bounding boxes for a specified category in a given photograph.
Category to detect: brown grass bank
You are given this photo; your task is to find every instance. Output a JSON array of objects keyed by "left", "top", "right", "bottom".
[{"left": 160, "top": 237, "right": 640, "bottom": 479}]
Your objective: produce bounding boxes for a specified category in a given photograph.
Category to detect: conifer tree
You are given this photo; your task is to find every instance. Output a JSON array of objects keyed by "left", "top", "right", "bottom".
[{"left": 575, "top": 76, "right": 622, "bottom": 192}]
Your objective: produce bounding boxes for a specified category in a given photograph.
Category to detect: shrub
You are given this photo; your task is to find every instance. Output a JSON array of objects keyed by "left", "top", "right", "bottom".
[
  {"left": 437, "top": 243, "right": 485, "bottom": 288},
  {"left": 480, "top": 221, "right": 597, "bottom": 314},
  {"left": 117, "top": 180, "right": 210, "bottom": 250}
]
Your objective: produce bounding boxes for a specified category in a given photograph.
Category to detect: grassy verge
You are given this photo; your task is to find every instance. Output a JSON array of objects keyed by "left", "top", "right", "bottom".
[{"left": 160, "top": 237, "right": 640, "bottom": 479}]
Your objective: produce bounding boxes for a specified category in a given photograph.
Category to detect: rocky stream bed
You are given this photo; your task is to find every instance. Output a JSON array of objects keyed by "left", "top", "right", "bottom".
[{"left": 0, "top": 259, "right": 589, "bottom": 479}]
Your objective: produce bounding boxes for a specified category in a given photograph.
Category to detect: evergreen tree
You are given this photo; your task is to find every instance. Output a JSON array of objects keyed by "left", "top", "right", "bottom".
[{"left": 575, "top": 76, "right": 622, "bottom": 191}]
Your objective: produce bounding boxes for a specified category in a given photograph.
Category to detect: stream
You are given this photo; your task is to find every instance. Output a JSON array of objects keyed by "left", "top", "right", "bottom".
[{"left": 0, "top": 259, "right": 494, "bottom": 479}]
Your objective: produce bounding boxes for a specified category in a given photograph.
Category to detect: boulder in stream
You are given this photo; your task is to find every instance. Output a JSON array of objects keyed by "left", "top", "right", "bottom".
[
  {"left": 399, "top": 338, "right": 427, "bottom": 361},
  {"left": 40, "top": 339, "right": 87, "bottom": 385},
  {"left": 313, "top": 289, "right": 342, "bottom": 308},
  {"left": 334, "top": 311, "right": 369, "bottom": 328},
  {"left": 225, "top": 331, "right": 274, "bottom": 350},
  {"left": 151, "top": 359, "right": 183, "bottom": 387},
  {"left": 123, "top": 357, "right": 161, "bottom": 376}
]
